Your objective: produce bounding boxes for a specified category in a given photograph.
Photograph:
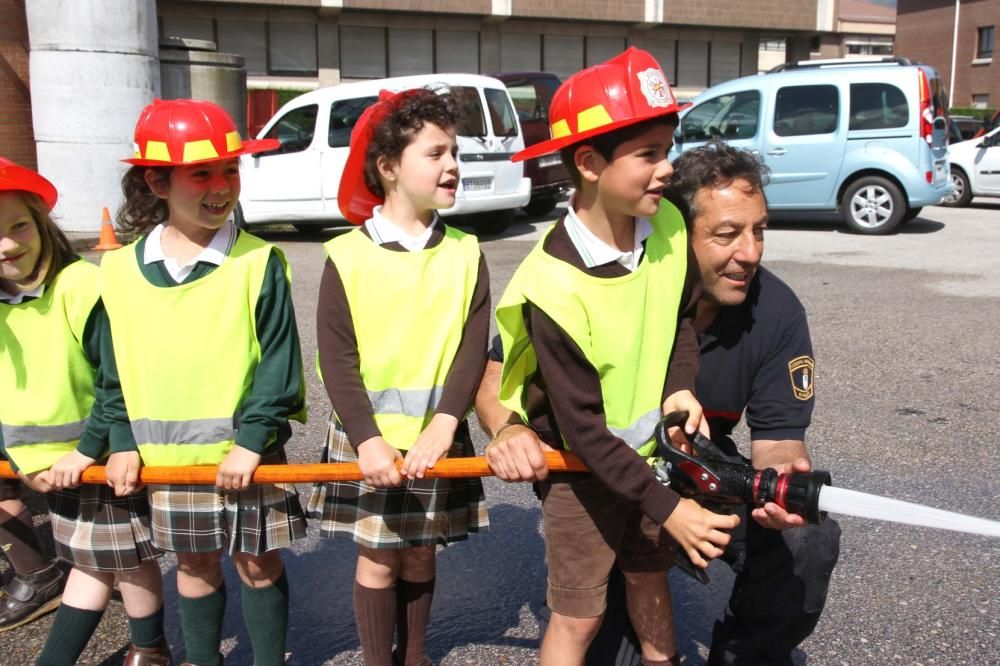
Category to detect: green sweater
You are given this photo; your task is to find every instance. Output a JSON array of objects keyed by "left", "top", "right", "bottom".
[{"left": 102, "top": 232, "right": 305, "bottom": 456}]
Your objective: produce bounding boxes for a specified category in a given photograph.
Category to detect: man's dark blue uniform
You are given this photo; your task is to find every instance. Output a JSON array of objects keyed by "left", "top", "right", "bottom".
[{"left": 585, "top": 267, "right": 841, "bottom": 666}]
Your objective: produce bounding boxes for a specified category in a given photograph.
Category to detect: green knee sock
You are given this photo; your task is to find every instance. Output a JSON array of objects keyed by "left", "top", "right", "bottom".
[
  {"left": 179, "top": 583, "right": 226, "bottom": 666},
  {"left": 36, "top": 605, "right": 105, "bottom": 666},
  {"left": 127, "top": 604, "right": 165, "bottom": 648},
  {"left": 240, "top": 571, "right": 289, "bottom": 666}
]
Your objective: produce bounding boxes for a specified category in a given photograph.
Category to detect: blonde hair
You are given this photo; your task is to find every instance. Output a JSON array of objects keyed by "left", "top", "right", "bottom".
[{"left": 116, "top": 166, "right": 172, "bottom": 236}]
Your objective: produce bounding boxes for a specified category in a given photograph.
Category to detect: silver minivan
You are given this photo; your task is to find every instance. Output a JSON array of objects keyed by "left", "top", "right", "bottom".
[
  {"left": 236, "top": 73, "right": 531, "bottom": 234},
  {"left": 672, "top": 57, "right": 953, "bottom": 234}
]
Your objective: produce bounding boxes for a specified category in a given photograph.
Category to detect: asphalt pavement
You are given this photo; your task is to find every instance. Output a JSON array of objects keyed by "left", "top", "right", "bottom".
[{"left": 2, "top": 201, "right": 998, "bottom": 664}]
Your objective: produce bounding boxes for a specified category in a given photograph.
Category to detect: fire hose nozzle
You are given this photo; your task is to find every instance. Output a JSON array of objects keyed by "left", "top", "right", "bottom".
[{"left": 655, "top": 412, "right": 833, "bottom": 524}]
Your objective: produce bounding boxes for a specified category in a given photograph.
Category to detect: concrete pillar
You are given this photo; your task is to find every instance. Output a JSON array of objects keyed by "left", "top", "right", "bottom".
[
  {"left": 26, "top": 0, "right": 159, "bottom": 232},
  {"left": 785, "top": 35, "right": 813, "bottom": 65}
]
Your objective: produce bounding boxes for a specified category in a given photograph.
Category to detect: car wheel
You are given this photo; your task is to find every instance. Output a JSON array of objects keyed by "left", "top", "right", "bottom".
[
  {"left": 523, "top": 195, "right": 558, "bottom": 217},
  {"left": 233, "top": 202, "right": 248, "bottom": 230},
  {"left": 474, "top": 209, "right": 515, "bottom": 236},
  {"left": 840, "top": 176, "right": 905, "bottom": 235},
  {"left": 940, "top": 169, "right": 972, "bottom": 207},
  {"left": 902, "top": 206, "right": 923, "bottom": 223}
]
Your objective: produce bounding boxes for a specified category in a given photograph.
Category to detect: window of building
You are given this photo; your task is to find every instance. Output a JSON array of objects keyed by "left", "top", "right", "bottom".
[
  {"left": 710, "top": 42, "right": 741, "bottom": 86},
  {"left": 340, "top": 26, "right": 387, "bottom": 79},
  {"left": 436, "top": 31, "right": 479, "bottom": 73},
  {"left": 845, "top": 36, "right": 893, "bottom": 56},
  {"left": 389, "top": 28, "right": 433, "bottom": 77},
  {"left": 760, "top": 39, "right": 786, "bottom": 52},
  {"left": 544, "top": 35, "right": 584, "bottom": 79},
  {"left": 774, "top": 85, "right": 839, "bottom": 136},
  {"left": 679, "top": 90, "right": 760, "bottom": 142},
  {"left": 500, "top": 33, "right": 541, "bottom": 72},
  {"left": 971, "top": 94, "right": 990, "bottom": 109},
  {"left": 586, "top": 36, "right": 626, "bottom": 67},
  {"left": 849, "top": 83, "right": 908, "bottom": 131},
  {"left": 976, "top": 26, "right": 994, "bottom": 59},
  {"left": 216, "top": 20, "right": 267, "bottom": 75},
  {"left": 160, "top": 17, "right": 214, "bottom": 42},
  {"left": 262, "top": 104, "right": 318, "bottom": 155},
  {"left": 677, "top": 40, "right": 709, "bottom": 89},
  {"left": 328, "top": 97, "right": 377, "bottom": 148},
  {"left": 268, "top": 23, "right": 317, "bottom": 76}
]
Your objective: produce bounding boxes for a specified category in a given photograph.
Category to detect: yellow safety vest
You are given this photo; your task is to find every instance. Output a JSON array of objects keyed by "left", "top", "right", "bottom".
[
  {"left": 0, "top": 260, "right": 100, "bottom": 474},
  {"left": 101, "top": 231, "right": 297, "bottom": 466},
  {"left": 323, "top": 225, "right": 480, "bottom": 449},
  {"left": 496, "top": 201, "right": 687, "bottom": 457}
]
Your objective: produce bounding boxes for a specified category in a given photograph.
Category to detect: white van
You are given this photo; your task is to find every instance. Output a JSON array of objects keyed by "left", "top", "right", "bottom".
[{"left": 236, "top": 73, "right": 531, "bottom": 234}]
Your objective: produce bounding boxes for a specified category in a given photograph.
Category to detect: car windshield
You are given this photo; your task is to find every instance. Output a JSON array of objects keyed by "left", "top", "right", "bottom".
[
  {"left": 484, "top": 88, "right": 518, "bottom": 137},
  {"left": 326, "top": 86, "right": 490, "bottom": 146}
]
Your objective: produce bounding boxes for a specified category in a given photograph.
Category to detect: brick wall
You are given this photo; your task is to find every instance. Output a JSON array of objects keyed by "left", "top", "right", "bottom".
[
  {"left": 512, "top": 0, "right": 644, "bottom": 22},
  {"left": 0, "top": 0, "right": 36, "bottom": 169},
  {"left": 897, "top": 0, "right": 1000, "bottom": 107}
]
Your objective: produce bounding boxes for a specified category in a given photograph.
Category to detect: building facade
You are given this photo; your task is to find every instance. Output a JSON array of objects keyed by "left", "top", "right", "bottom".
[
  {"left": 155, "top": 0, "right": 831, "bottom": 102},
  {"left": 896, "top": 0, "right": 998, "bottom": 109},
  {"left": 1, "top": 1, "right": 36, "bottom": 169}
]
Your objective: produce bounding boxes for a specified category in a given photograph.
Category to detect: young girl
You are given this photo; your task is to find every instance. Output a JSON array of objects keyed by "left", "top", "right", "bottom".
[
  {"left": 0, "top": 158, "right": 167, "bottom": 665},
  {"left": 309, "top": 89, "right": 490, "bottom": 665},
  {"left": 102, "top": 99, "right": 308, "bottom": 666}
]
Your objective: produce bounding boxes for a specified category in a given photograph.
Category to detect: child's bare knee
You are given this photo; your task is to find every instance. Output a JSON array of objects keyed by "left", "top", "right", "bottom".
[
  {"left": 549, "top": 611, "right": 603, "bottom": 644},
  {"left": 233, "top": 550, "right": 283, "bottom": 586},
  {"left": 177, "top": 550, "right": 223, "bottom": 579}
]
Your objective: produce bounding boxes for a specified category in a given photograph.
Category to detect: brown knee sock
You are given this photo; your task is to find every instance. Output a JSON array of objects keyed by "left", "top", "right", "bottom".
[
  {"left": 394, "top": 578, "right": 435, "bottom": 666},
  {"left": 0, "top": 507, "right": 50, "bottom": 575},
  {"left": 354, "top": 581, "right": 396, "bottom": 666}
]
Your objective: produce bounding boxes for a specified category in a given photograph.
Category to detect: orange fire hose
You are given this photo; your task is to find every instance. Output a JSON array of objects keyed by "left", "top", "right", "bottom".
[{"left": 0, "top": 451, "right": 588, "bottom": 485}]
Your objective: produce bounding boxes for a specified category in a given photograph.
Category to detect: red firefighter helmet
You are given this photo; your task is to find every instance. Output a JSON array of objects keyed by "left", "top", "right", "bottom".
[
  {"left": 124, "top": 98, "right": 280, "bottom": 167},
  {"left": 337, "top": 88, "right": 425, "bottom": 225},
  {"left": 0, "top": 158, "right": 58, "bottom": 210},
  {"left": 513, "top": 47, "right": 687, "bottom": 163}
]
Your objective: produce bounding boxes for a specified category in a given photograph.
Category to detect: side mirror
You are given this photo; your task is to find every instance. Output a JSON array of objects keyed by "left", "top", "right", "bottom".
[{"left": 674, "top": 127, "right": 685, "bottom": 144}]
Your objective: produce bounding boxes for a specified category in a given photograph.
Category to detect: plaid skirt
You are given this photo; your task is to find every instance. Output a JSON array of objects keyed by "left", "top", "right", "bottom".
[
  {"left": 307, "top": 418, "right": 490, "bottom": 549},
  {"left": 148, "top": 449, "right": 307, "bottom": 556},
  {"left": 47, "top": 485, "right": 161, "bottom": 572}
]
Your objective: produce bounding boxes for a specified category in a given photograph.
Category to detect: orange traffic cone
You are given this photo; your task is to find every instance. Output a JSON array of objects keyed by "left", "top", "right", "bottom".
[{"left": 93, "top": 207, "right": 122, "bottom": 251}]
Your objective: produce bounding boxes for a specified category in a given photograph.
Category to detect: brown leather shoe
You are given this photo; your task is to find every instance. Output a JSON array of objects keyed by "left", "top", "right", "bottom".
[
  {"left": 0, "top": 563, "right": 64, "bottom": 633},
  {"left": 124, "top": 640, "right": 172, "bottom": 666}
]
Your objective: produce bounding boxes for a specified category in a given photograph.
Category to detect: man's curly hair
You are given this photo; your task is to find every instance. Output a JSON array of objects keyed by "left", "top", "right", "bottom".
[
  {"left": 363, "top": 88, "right": 459, "bottom": 198},
  {"left": 664, "top": 140, "right": 770, "bottom": 227}
]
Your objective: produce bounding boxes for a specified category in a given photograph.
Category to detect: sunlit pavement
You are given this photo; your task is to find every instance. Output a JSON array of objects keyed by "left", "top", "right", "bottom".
[{"left": 2, "top": 201, "right": 997, "bottom": 664}]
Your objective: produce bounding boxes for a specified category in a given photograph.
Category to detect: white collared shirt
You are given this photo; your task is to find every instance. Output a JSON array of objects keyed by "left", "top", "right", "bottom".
[
  {"left": 143, "top": 222, "right": 236, "bottom": 283},
  {"left": 563, "top": 194, "right": 653, "bottom": 272},
  {"left": 365, "top": 206, "right": 439, "bottom": 252},
  {"left": 0, "top": 283, "right": 44, "bottom": 304}
]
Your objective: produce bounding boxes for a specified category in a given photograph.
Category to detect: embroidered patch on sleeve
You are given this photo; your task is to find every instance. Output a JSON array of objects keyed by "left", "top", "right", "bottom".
[{"left": 788, "top": 355, "right": 815, "bottom": 401}]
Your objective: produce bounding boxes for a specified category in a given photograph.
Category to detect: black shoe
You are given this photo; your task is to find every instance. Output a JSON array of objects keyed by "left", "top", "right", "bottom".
[{"left": 0, "top": 564, "right": 64, "bottom": 632}]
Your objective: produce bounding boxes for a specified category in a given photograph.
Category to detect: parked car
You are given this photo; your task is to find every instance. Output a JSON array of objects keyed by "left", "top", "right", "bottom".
[
  {"left": 493, "top": 71, "right": 571, "bottom": 216},
  {"left": 949, "top": 115, "right": 982, "bottom": 143},
  {"left": 236, "top": 73, "right": 531, "bottom": 234},
  {"left": 671, "top": 57, "right": 953, "bottom": 234},
  {"left": 941, "top": 126, "right": 1000, "bottom": 206}
]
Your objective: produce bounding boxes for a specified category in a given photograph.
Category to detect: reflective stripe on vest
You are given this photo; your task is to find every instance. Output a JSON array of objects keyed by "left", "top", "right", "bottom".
[
  {"left": 130, "top": 418, "right": 237, "bottom": 445},
  {"left": 101, "top": 230, "right": 277, "bottom": 466},
  {"left": 496, "top": 201, "right": 687, "bottom": 458},
  {"left": 2, "top": 420, "right": 89, "bottom": 448},
  {"left": 0, "top": 260, "right": 100, "bottom": 474},
  {"left": 323, "top": 226, "right": 480, "bottom": 449}
]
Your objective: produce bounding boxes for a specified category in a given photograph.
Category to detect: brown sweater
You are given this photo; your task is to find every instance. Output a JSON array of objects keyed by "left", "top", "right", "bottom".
[
  {"left": 316, "top": 223, "right": 490, "bottom": 446},
  {"left": 522, "top": 217, "right": 700, "bottom": 525}
]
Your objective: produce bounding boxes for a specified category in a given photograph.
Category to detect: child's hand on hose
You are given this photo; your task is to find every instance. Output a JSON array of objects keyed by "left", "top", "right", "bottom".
[
  {"left": 357, "top": 436, "right": 404, "bottom": 488},
  {"left": 216, "top": 445, "right": 262, "bottom": 490},
  {"left": 402, "top": 414, "right": 458, "bottom": 480},
  {"left": 664, "top": 498, "right": 740, "bottom": 568},
  {"left": 49, "top": 450, "right": 97, "bottom": 490},
  {"left": 106, "top": 451, "right": 143, "bottom": 496}
]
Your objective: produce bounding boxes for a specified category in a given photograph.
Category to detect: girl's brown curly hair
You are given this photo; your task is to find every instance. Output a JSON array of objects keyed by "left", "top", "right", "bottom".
[
  {"left": 116, "top": 166, "right": 173, "bottom": 237},
  {"left": 363, "top": 88, "right": 459, "bottom": 198}
]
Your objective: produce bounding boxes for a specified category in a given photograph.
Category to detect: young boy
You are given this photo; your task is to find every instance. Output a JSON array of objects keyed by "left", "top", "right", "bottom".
[{"left": 496, "top": 48, "right": 740, "bottom": 666}]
